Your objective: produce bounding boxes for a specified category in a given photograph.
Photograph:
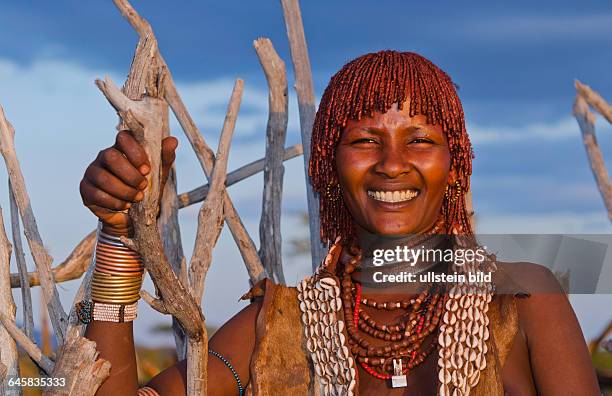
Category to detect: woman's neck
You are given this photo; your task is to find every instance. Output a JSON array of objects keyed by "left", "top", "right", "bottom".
[
  {"left": 351, "top": 226, "right": 451, "bottom": 291},
  {"left": 356, "top": 226, "right": 449, "bottom": 267}
]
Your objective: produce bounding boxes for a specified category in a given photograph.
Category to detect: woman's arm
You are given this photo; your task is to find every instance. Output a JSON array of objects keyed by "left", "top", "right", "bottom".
[
  {"left": 85, "top": 321, "right": 139, "bottom": 395},
  {"left": 514, "top": 263, "right": 600, "bottom": 395},
  {"left": 144, "top": 300, "right": 262, "bottom": 395},
  {"left": 79, "top": 130, "right": 178, "bottom": 395}
]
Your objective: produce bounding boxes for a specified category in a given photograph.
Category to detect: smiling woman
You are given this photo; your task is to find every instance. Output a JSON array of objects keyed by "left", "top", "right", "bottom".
[
  {"left": 81, "top": 50, "right": 600, "bottom": 395},
  {"left": 335, "top": 100, "right": 452, "bottom": 237}
]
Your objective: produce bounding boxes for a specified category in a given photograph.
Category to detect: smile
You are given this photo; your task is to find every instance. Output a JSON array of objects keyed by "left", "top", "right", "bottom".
[{"left": 367, "top": 189, "right": 419, "bottom": 203}]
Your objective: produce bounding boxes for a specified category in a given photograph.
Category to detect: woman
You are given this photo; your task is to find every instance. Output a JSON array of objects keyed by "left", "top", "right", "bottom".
[{"left": 80, "top": 51, "right": 600, "bottom": 395}]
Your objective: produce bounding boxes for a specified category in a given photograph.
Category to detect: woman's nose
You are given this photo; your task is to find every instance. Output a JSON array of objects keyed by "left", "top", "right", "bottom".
[{"left": 373, "top": 145, "right": 412, "bottom": 178}]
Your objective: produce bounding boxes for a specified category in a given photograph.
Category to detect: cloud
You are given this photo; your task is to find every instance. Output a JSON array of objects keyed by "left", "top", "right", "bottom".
[
  {"left": 171, "top": 77, "right": 302, "bottom": 143},
  {"left": 475, "top": 211, "right": 612, "bottom": 234},
  {"left": 464, "top": 13, "right": 612, "bottom": 42},
  {"left": 469, "top": 116, "right": 612, "bottom": 145}
]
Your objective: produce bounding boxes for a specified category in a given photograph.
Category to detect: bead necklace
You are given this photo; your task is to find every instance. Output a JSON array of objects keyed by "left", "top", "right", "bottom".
[{"left": 342, "top": 267, "right": 447, "bottom": 385}]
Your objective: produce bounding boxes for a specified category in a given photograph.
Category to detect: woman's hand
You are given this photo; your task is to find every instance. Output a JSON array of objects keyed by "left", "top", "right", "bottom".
[{"left": 80, "top": 130, "right": 178, "bottom": 233}]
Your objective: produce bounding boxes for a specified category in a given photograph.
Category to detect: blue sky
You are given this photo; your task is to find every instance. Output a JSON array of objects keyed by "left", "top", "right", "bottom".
[{"left": 1, "top": 1, "right": 611, "bottom": 346}]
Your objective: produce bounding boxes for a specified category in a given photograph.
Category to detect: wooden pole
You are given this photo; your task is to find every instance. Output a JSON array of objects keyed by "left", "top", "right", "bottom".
[{"left": 280, "top": 0, "right": 326, "bottom": 269}]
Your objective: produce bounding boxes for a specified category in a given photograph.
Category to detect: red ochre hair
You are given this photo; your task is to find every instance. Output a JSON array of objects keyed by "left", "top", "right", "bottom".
[{"left": 309, "top": 50, "right": 473, "bottom": 244}]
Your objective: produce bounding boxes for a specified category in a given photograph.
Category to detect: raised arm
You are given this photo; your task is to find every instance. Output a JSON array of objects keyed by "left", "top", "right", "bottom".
[{"left": 79, "top": 130, "right": 177, "bottom": 395}]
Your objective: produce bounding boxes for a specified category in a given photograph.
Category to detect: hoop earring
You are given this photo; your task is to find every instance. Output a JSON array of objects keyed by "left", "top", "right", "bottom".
[{"left": 445, "top": 181, "right": 462, "bottom": 203}]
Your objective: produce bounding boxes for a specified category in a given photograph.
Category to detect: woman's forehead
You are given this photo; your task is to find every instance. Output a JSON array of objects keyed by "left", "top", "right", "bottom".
[{"left": 342, "top": 98, "right": 444, "bottom": 133}]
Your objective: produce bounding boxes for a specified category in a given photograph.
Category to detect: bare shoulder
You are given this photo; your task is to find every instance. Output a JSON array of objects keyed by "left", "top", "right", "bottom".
[
  {"left": 493, "top": 260, "right": 563, "bottom": 296},
  {"left": 494, "top": 261, "right": 599, "bottom": 394},
  {"left": 145, "top": 300, "right": 263, "bottom": 396},
  {"left": 494, "top": 261, "right": 570, "bottom": 338}
]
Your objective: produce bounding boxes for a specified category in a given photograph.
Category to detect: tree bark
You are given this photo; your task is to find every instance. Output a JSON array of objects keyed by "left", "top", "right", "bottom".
[
  {"left": 280, "top": 0, "right": 326, "bottom": 269},
  {"left": 0, "top": 105, "right": 68, "bottom": 345},
  {"left": 255, "top": 37, "right": 289, "bottom": 284},
  {"left": 9, "top": 181, "right": 34, "bottom": 340},
  {"left": 44, "top": 327, "right": 110, "bottom": 396},
  {"left": 178, "top": 144, "right": 302, "bottom": 209},
  {"left": 573, "top": 92, "right": 612, "bottom": 221},
  {"left": 0, "top": 207, "right": 19, "bottom": 395}
]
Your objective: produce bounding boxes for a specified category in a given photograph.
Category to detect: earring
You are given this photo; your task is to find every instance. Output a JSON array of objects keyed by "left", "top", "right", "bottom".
[
  {"left": 445, "top": 181, "right": 462, "bottom": 203},
  {"left": 325, "top": 182, "right": 341, "bottom": 202}
]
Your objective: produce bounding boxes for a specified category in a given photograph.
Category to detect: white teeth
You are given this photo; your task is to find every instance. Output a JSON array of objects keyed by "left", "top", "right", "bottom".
[{"left": 367, "top": 189, "right": 419, "bottom": 203}]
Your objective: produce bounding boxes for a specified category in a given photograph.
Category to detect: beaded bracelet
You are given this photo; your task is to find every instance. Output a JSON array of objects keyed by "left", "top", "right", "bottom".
[
  {"left": 209, "top": 349, "right": 243, "bottom": 396},
  {"left": 75, "top": 300, "right": 138, "bottom": 324}
]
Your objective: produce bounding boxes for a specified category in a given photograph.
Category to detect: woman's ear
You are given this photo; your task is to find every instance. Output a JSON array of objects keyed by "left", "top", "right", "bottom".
[{"left": 447, "top": 167, "right": 458, "bottom": 185}]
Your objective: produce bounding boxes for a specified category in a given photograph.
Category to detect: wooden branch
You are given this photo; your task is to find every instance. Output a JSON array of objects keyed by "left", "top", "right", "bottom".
[
  {"left": 186, "top": 338, "right": 205, "bottom": 396},
  {"left": 65, "top": 225, "right": 99, "bottom": 337},
  {"left": 183, "top": 79, "right": 242, "bottom": 391},
  {"left": 112, "top": 0, "right": 152, "bottom": 38},
  {"left": 96, "top": 70, "right": 202, "bottom": 340},
  {"left": 45, "top": 327, "right": 110, "bottom": 396},
  {"left": 190, "top": 79, "right": 243, "bottom": 303},
  {"left": 0, "top": 313, "right": 53, "bottom": 375},
  {"left": 465, "top": 190, "right": 475, "bottom": 232},
  {"left": 0, "top": 104, "right": 67, "bottom": 345},
  {"left": 178, "top": 143, "right": 302, "bottom": 209},
  {"left": 254, "top": 38, "right": 288, "bottom": 284},
  {"left": 7, "top": 145, "right": 299, "bottom": 290},
  {"left": 96, "top": 9, "right": 207, "bottom": 393},
  {"left": 164, "top": 72, "right": 266, "bottom": 285},
  {"left": 113, "top": 0, "right": 266, "bottom": 286},
  {"left": 158, "top": 124, "right": 188, "bottom": 361},
  {"left": 7, "top": 144, "right": 297, "bottom": 290},
  {"left": 9, "top": 181, "right": 34, "bottom": 340},
  {"left": 575, "top": 80, "right": 612, "bottom": 124},
  {"left": 280, "top": 0, "right": 326, "bottom": 269},
  {"left": 10, "top": 230, "right": 95, "bottom": 289},
  {"left": 573, "top": 94, "right": 612, "bottom": 221},
  {"left": 0, "top": 360, "right": 6, "bottom": 385},
  {"left": 140, "top": 289, "right": 169, "bottom": 315},
  {"left": 0, "top": 207, "right": 19, "bottom": 387}
]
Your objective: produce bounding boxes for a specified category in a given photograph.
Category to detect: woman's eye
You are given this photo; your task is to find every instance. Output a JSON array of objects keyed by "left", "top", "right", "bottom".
[
  {"left": 352, "top": 138, "right": 378, "bottom": 145},
  {"left": 411, "top": 138, "right": 433, "bottom": 144}
]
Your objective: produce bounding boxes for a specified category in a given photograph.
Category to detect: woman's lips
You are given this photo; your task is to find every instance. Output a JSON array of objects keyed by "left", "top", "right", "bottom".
[{"left": 366, "top": 188, "right": 420, "bottom": 203}]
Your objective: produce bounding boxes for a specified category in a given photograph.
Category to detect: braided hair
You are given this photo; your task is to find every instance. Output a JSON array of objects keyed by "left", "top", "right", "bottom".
[{"left": 309, "top": 50, "right": 473, "bottom": 244}]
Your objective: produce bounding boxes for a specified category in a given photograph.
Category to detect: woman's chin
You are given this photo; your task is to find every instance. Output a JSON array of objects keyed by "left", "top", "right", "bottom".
[{"left": 366, "top": 222, "right": 424, "bottom": 236}]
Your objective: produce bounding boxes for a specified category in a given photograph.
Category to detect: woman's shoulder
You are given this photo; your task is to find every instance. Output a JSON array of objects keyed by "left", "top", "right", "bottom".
[{"left": 492, "top": 260, "right": 564, "bottom": 297}]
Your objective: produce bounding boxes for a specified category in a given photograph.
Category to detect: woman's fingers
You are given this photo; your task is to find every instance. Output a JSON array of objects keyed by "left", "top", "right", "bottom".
[
  {"left": 84, "top": 203, "right": 130, "bottom": 228},
  {"left": 114, "top": 130, "right": 151, "bottom": 175},
  {"left": 81, "top": 132, "right": 179, "bottom": 228},
  {"left": 85, "top": 164, "right": 143, "bottom": 202},
  {"left": 96, "top": 147, "right": 148, "bottom": 190},
  {"left": 80, "top": 178, "right": 131, "bottom": 211}
]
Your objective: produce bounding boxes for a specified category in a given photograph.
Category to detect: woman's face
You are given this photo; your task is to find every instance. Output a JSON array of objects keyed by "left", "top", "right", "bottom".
[{"left": 335, "top": 97, "right": 453, "bottom": 236}]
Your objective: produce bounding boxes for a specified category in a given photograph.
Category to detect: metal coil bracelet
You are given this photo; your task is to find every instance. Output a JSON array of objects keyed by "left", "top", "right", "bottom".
[{"left": 92, "top": 230, "right": 143, "bottom": 301}]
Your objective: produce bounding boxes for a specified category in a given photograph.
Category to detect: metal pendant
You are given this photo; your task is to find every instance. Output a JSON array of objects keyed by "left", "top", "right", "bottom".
[{"left": 391, "top": 359, "right": 408, "bottom": 388}]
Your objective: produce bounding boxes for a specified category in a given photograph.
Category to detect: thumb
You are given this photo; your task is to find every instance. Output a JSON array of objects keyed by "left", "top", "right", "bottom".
[
  {"left": 161, "top": 136, "right": 178, "bottom": 173},
  {"left": 159, "top": 136, "right": 178, "bottom": 205},
  {"left": 161, "top": 136, "right": 178, "bottom": 184}
]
